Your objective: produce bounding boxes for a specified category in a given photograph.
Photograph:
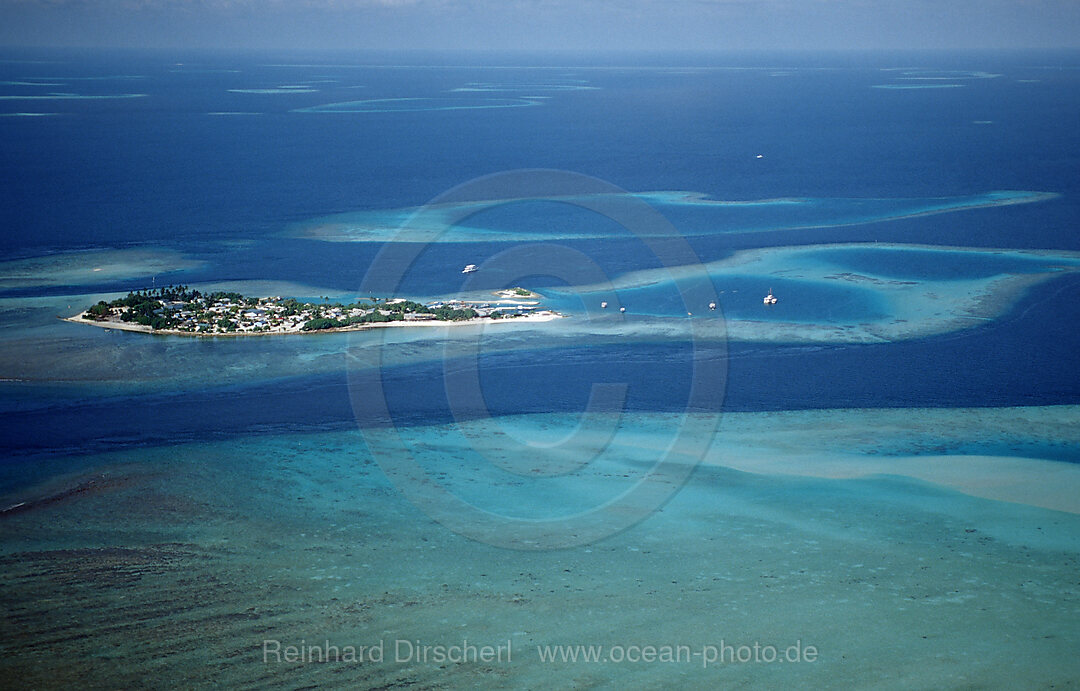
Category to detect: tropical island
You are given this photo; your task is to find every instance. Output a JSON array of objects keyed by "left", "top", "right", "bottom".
[{"left": 67, "top": 285, "right": 559, "bottom": 336}]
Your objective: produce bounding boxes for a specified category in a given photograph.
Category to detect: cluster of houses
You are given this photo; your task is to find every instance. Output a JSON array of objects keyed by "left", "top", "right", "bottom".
[
  {"left": 141, "top": 295, "right": 304, "bottom": 333},
  {"left": 136, "top": 294, "right": 544, "bottom": 334}
]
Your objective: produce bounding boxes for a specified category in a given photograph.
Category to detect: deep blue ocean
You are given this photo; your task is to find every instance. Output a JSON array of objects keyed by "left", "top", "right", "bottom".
[{"left": 2, "top": 48, "right": 1079, "bottom": 469}]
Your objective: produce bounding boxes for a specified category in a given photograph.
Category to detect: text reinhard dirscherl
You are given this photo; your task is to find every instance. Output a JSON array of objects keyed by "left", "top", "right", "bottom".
[
  {"left": 262, "top": 639, "right": 819, "bottom": 669},
  {"left": 263, "top": 639, "right": 511, "bottom": 665}
]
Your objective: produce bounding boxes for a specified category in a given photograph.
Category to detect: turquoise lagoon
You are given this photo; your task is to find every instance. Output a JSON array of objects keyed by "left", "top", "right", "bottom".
[
  {"left": 543, "top": 243, "right": 1080, "bottom": 342},
  {"left": 1, "top": 407, "right": 1078, "bottom": 687}
]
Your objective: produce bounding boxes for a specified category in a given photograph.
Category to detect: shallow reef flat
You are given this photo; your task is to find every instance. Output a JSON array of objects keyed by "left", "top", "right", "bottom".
[
  {"left": 705, "top": 405, "right": 1080, "bottom": 514},
  {"left": 293, "top": 97, "right": 544, "bottom": 114},
  {"left": 0, "top": 93, "right": 146, "bottom": 100},
  {"left": 550, "top": 242, "right": 1080, "bottom": 343},
  {"left": 381, "top": 406, "right": 1080, "bottom": 521},
  {"left": 0, "top": 247, "right": 204, "bottom": 291},
  {"left": 228, "top": 87, "right": 319, "bottom": 94},
  {"left": 0, "top": 406, "right": 1076, "bottom": 688},
  {"left": 871, "top": 83, "right": 967, "bottom": 90},
  {"left": 449, "top": 82, "right": 595, "bottom": 93},
  {"left": 287, "top": 190, "right": 1056, "bottom": 243}
]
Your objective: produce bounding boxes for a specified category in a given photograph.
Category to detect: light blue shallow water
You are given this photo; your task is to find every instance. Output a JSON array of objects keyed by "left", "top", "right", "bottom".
[
  {"left": 811, "top": 245, "right": 1077, "bottom": 280},
  {"left": 546, "top": 272, "right": 890, "bottom": 322},
  {"left": 290, "top": 190, "right": 1056, "bottom": 243},
  {"left": 2, "top": 409, "right": 1078, "bottom": 686}
]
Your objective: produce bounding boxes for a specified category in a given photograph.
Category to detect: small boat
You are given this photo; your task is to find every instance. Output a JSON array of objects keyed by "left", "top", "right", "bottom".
[
  {"left": 462, "top": 264, "right": 478, "bottom": 274},
  {"left": 763, "top": 289, "right": 777, "bottom": 305},
  {"left": 619, "top": 307, "right": 626, "bottom": 313},
  {"left": 708, "top": 302, "right": 716, "bottom": 311},
  {"left": 601, "top": 301, "right": 608, "bottom": 309}
]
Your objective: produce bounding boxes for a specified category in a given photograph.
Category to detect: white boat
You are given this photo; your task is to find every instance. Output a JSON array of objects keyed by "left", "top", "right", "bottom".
[
  {"left": 601, "top": 301, "right": 608, "bottom": 309},
  {"left": 708, "top": 302, "right": 716, "bottom": 311},
  {"left": 763, "top": 289, "right": 777, "bottom": 305},
  {"left": 462, "top": 264, "right": 478, "bottom": 274}
]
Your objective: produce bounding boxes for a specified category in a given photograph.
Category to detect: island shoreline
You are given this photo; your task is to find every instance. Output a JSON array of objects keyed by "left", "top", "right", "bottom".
[{"left": 61, "top": 311, "right": 563, "bottom": 337}]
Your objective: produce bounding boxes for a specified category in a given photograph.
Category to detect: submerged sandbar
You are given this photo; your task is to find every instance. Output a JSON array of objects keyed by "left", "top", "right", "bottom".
[
  {"left": 287, "top": 190, "right": 1057, "bottom": 244},
  {"left": 550, "top": 242, "right": 1080, "bottom": 343}
]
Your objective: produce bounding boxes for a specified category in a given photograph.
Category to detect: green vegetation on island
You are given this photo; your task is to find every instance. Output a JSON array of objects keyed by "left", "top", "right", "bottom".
[{"left": 77, "top": 285, "right": 544, "bottom": 335}]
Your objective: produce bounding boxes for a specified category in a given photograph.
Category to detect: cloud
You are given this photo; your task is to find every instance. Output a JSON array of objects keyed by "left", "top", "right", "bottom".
[
  {"left": 0, "top": 0, "right": 434, "bottom": 6},
  {"left": 2, "top": 0, "right": 1078, "bottom": 50}
]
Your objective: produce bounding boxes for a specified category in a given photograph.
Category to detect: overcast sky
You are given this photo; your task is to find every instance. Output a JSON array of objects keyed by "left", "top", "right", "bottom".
[{"left": 2, "top": 0, "right": 1079, "bottom": 52}]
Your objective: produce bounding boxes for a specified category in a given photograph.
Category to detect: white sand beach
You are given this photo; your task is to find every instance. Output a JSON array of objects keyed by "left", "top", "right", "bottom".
[{"left": 62, "top": 310, "right": 563, "bottom": 337}]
